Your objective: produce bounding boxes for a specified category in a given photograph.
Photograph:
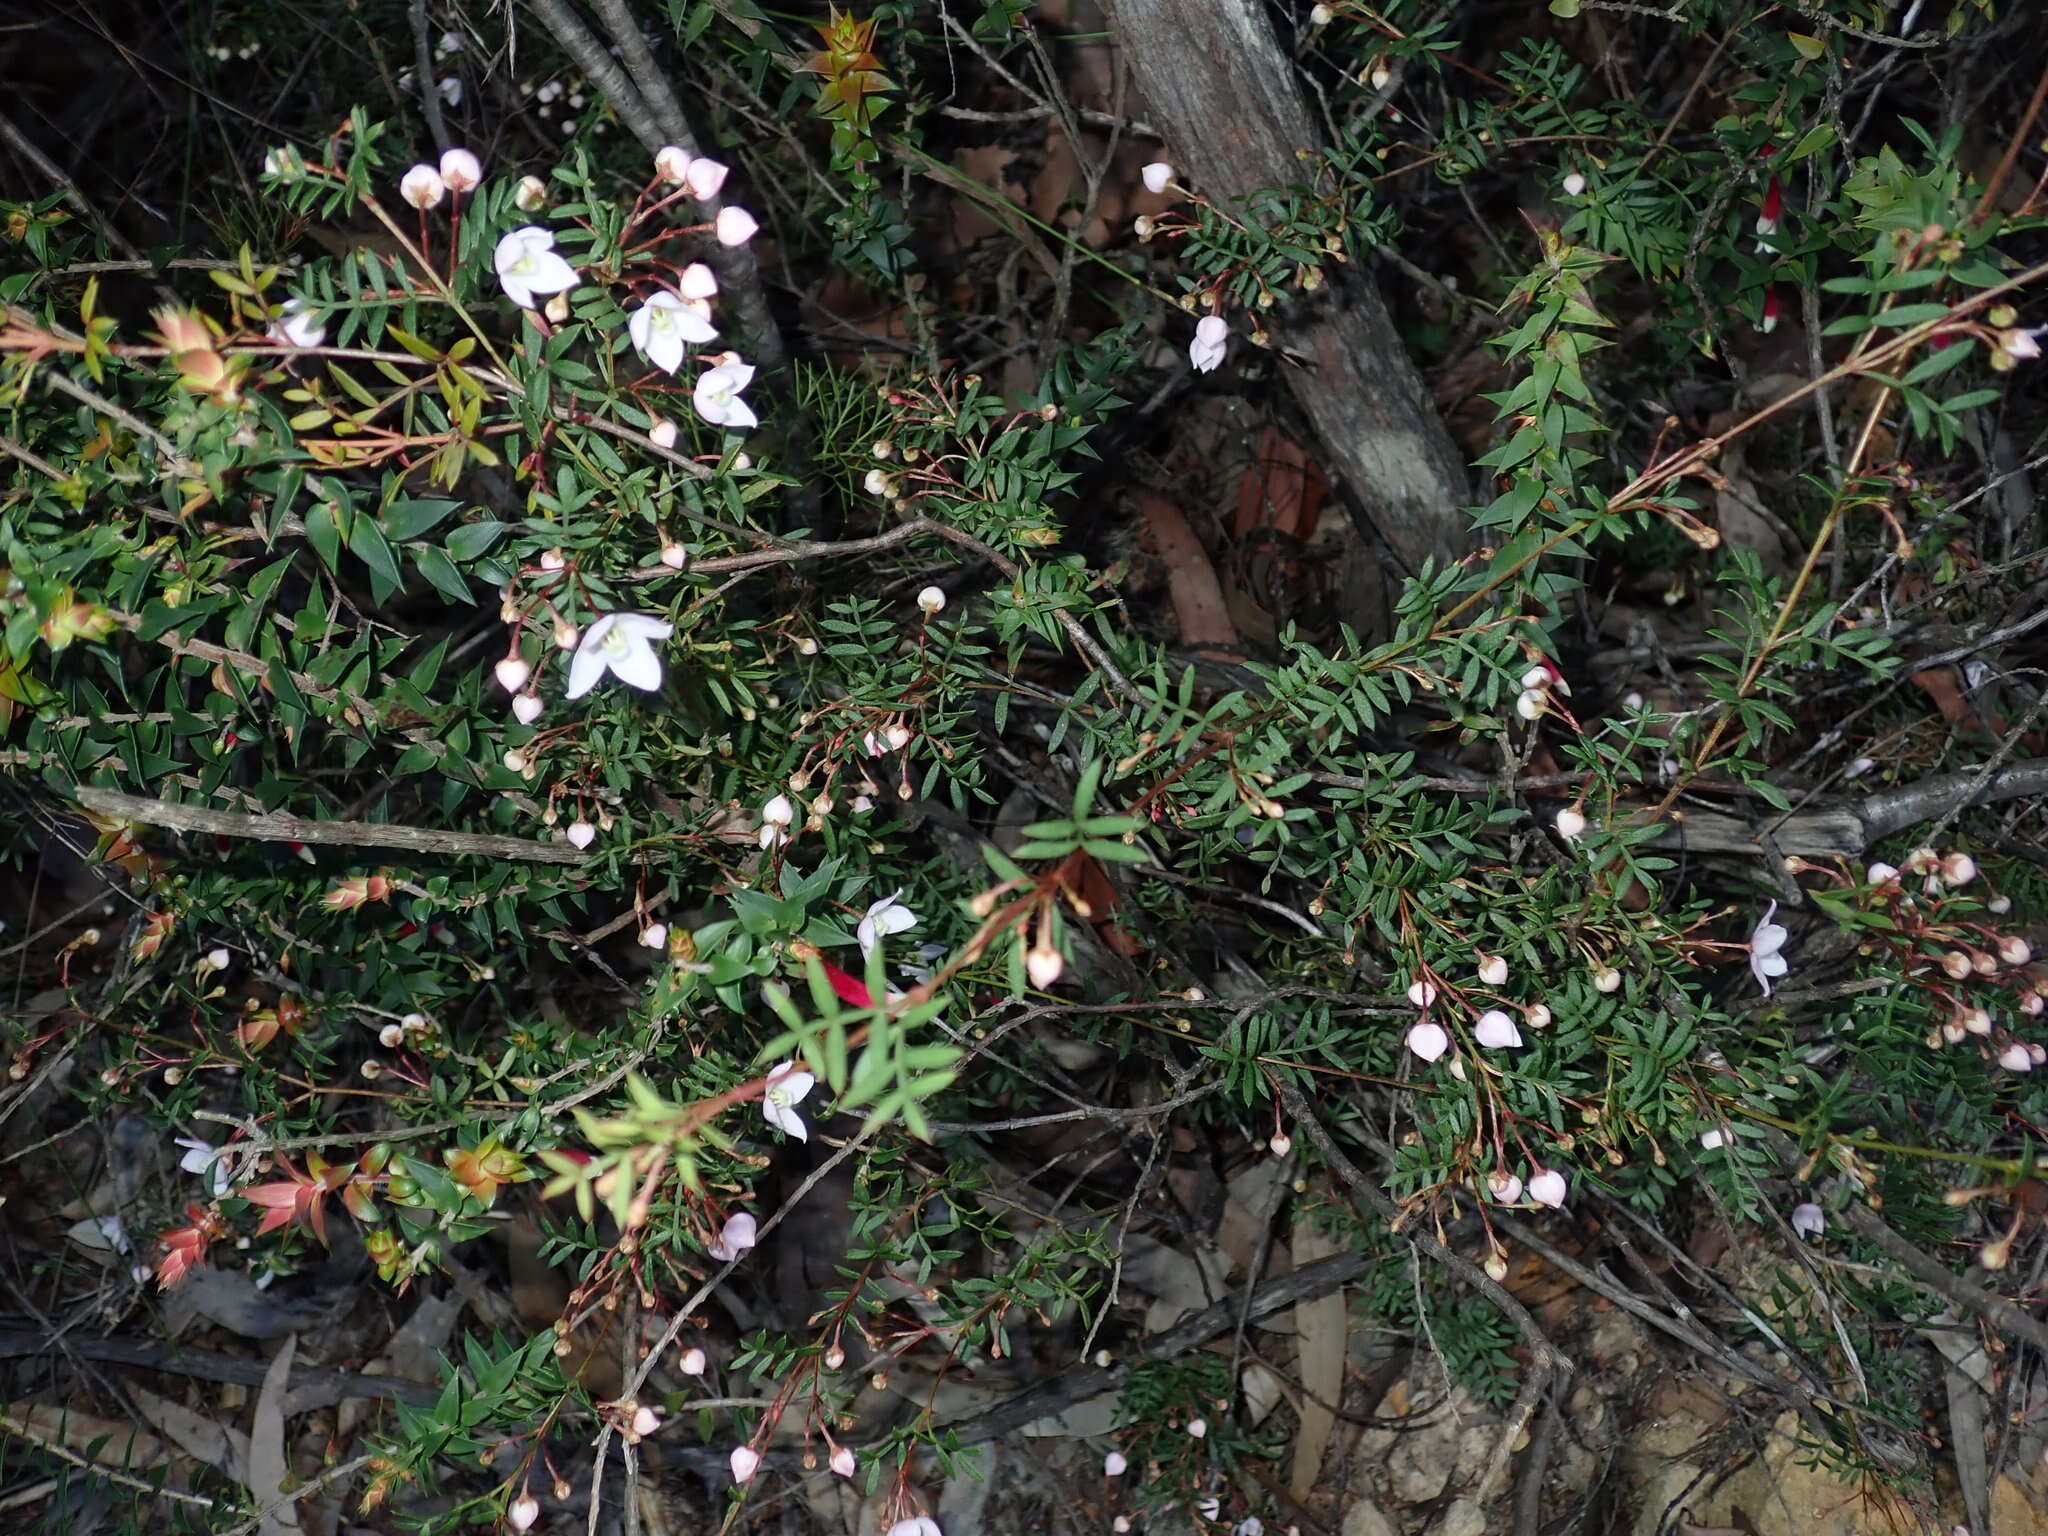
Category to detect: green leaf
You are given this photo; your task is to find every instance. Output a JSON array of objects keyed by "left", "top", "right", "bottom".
[{"left": 447, "top": 521, "right": 509, "bottom": 562}]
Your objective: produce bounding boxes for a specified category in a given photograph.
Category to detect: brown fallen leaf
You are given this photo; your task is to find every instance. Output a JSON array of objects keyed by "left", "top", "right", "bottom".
[
  {"left": 1135, "top": 491, "right": 1241, "bottom": 656},
  {"left": 248, "top": 1335, "right": 303, "bottom": 1536}
]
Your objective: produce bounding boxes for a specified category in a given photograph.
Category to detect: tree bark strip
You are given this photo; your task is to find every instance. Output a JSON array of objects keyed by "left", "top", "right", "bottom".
[{"left": 1108, "top": 0, "right": 1473, "bottom": 575}]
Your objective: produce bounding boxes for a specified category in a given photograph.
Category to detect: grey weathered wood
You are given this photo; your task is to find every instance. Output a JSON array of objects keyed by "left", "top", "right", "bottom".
[{"left": 1109, "top": 0, "right": 1474, "bottom": 575}]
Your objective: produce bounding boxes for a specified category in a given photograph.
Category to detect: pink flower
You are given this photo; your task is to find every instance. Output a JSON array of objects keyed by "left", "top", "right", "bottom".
[
  {"left": 708, "top": 1211, "right": 758, "bottom": 1262},
  {"left": 763, "top": 1061, "right": 815, "bottom": 1140},
  {"left": 1749, "top": 902, "right": 1790, "bottom": 994},
  {"left": 1189, "top": 314, "right": 1228, "bottom": 373}
]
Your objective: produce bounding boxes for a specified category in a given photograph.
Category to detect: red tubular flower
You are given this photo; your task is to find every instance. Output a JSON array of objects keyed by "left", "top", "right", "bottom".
[
  {"left": 1759, "top": 288, "right": 1781, "bottom": 334},
  {"left": 1755, "top": 175, "right": 1783, "bottom": 238}
]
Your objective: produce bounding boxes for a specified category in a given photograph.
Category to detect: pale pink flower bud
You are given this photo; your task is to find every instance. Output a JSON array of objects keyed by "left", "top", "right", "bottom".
[
  {"left": 1268, "top": 1132, "right": 1292, "bottom": 1157},
  {"left": 1524, "top": 1002, "right": 1552, "bottom": 1029},
  {"left": 399, "top": 164, "right": 445, "bottom": 209},
  {"left": 566, "top": 820, "right": 596, "bottom": 850},
  {"left": 495, "top": 656, "right": 532, "bottom": 692},
  {"left": 1941, "top": 950, "right": 1973, "bottom": 979},
  {"left": 1477, "top": 954, "right": 1509, "bottom": 986},
  {"left": 679, "top": 1346, "right": 706, "bottom": 1375},
  {"left": 1999, "top": 936, "right": 2032, "bottom": 966},
  {"left": 1515, "top": 690, "right": 1546, "bottom": 721},
  {"left": 1026, "top": 944, "right": 1065, "bottom": 989},
  {"left": 884, "top": 723, "right": 913, "bottom": 752},
  {"left": 715, "top": 206, "right": 759, "bottom": 246},
  {"left": 1104, "top": 1450, "right": 1128, "bottom": 1475},
  {"left": 679, "top": 262, "right": 719, "bottom": 300},
  {"left": 1989, "top": 894, "right": 2013, "bottom": 914},
  {"left": 1866, "top": 862, "right": 1899, "bottom": 884},
  {"left": 1555, "top": 807, "right": 1587, "bottom": 840},
  {"left": 1488, "top": 1171, "right": 1523, "bottom": 1203},
  {"left": 1790, "top": 1202, "right": 1825, "bottom": 1239},
  {"left": 514, "top": 175, "right": 547, "bottom": 212},
  {"left": 1406, "top": 979, "right": 1438, "bottom": 1009},
  {"left": 1473, "top": 1009, "right": 1522, "bottom": 1048},
  {"left": 729, "top": 1445, "right": 759, "bottom": 1482},
  {"left": 686, "top": 158, "right": 731, "bottom": 199},
  {"left": 639, "top": 923, "right": 668, "bottom": 950},
  {"left": 1562, "top": 171, "right": 1586, "bottom": 196},
  {"left": 1942, "top": 851, "right": 1978, "bottom": 886},
  {"left": 660, "top": 541, "right": 689, "bottom": 569},
  {"left": 1141, "top": 161, "right": 1173, "bottom": 195},
  {"left": 512, "top": 692, "right": 544, "bottom": 725},
  {"left": 379, "top": 1024, "right": 405, "bottom": 1048},
  {"left": 1963, "top": 1007, "right": 1992, "bottom": 1035},
  {"left": 1527, "top": 1167, "right": 1568, "bottom": 1206},
  {"left": 1592, "top": 966, "right": 1621, "bottom": 993},
  {"left": 631, "top": 1405, "right": 661, "bottom": 1438},
  {"left": 509, "top": 1493, "right": 541, "bottom": 1532},
  {"left": 438, "top": 147, "right": 482, "bottom": 193},
  {"left": 649, "top": 416, "right": 678, "bottom": 450},
  {"left": 654, "top": 144, "right": 692, "bottom": 183},
  {"left": 1520, "top": 664, "right": 1554, "bottom": 691},
  {"left": 2024, "top": 993, "right": 2046, "bottom": 1017},
  {"left": 1186, "top": 1417, "right": 1207, "bottom": 1439},
  {"left": 2000, "top": 1042, "right": 2034, "bottom": 1072},
  {"left": 917, "top": 586, "right": 946, "bottom": 615},
  {"left": 539, "top": 549, "right": 566, "bottom": 571},
  {"left": 1406, "top": 1022, "right": 1449, "bottom": 1062},
  {"left": 831, "top": 1445, "right": 856, "bottom": 1478}
]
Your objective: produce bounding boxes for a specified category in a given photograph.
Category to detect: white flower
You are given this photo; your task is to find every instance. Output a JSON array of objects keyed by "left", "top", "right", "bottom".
[
  {"left": 437, "top": 29, "right": 462, "bottom": 54},
  {"left": 1866, "top": 862, "right": 1899, "bottom": 884},
  {"left": 1487, "top": 1171, "right": 1523, "bottom": 1203},
  {"left": 69, "top": 1213, "right": 131, "bottom": 1253},
  {"left": 886, "top": 1520, "right": 943, "bottom": 1536},
  {"left": 1477, "top": 954, "right": 1509, "bottom": 986},
  {"left": 730, "top": 1446, "right": 760, "bottom": 1483},
  {"left": 438, "top": 76, "right": 462, "bottom": 107},
  {"left": 203, "top": 946, "right": 231, "bottom": 973},
  {"left": 399, "top": 164, "right": 445, "bottom": 209},
  {"left": 693, "top": 357, "right": 758, "bottom": 430},
  {"left": 1141, "top": 161, "right": 1173, "bottom": 194},
  {"left": 379, "top": 1023, "right": 405, "bottom": 1048},
  {"left": 851, "top": 795, "right": 875, "bottom": 814},
  {"left": 1309, "top": 3, "right": 1333, "bottom": 23},
  {"left": 1473, "top": 1010, "right": 1522, "bottom": 1049},
  {"left": 269, "top": 300, "right": 325, "bottom": 349},
  {"left": 508, "top": 1493, "right": 539, "bottom": 1532},
  {"left": 493, "top": 226, "right": 579, "bottom": 309},
  {"left": 679, "top": 262, "right": 719, "bottom": 300},
  {"left": 1197, "top": 1501, "right": 1222, "bottom": 1523},
  {"left": 1699, "top": 1128, "right": 1730, "bottom": 1150},
  {"left": 1749, "top": 901, "right": 1790, "bottom": 995},
  {"left": 1555, "top": 807, "right": 1587, "bottom": 840},
  {"left": 1527, "top": 1168, "right": 1568, "bottom": 1207},
  {"left": 708, "top": 1210, "right": 758, "bottom": 1261},
  {"left": 639, "top": 923, "right": 668, "bottom": 950},
  {"left": 2003, "top": 327, "right": 2044, "bottom": 361},
  {"left": 1406, "top": 1022, "right": 1449, "bottom": 1062},
  {"left": 566, "top": 819, "right": 596, "bottom": 850},
  {"left": 885, "top": 724, "right": 912, "bottom": 751},
  {"left": 514, "top": 175, "right": 548, "bottom": 212},
  {"left": 763, "top": 1060, "right": 815, "bottom": 1140},
  {"left": 629, "top": 291, "right": 718, "bottom": 375},
  {"left": 564, "top": 612, "right": 673, "bottom": 699},
  {"left": 1562, "top": 171, "right": 1586, "bottom": 196},
  {"left": 438, "top": 147, "right": 482, "bottom": 193},
  {"left": 176, "top": 1137, "right": 235, "bottom": 1198},
  {"left": 1790, "top": 1202, "right": 1825, "bottom": 1239},
  {"left": 858, "top": 891, "right": 919, "bottom": 959},
  {"left": 1235, "top": 1520, "right": 1264, "bottom": 1536},
  {"left": 1104, "top": 1451, "right": 1128, "bottom": 1476},
  {"left": 762, "top": 794, "right": 795, "bottom": 827},
  {"left": 917, "top": 586, "right": 946, "bottom": 615},
  {"left": 1989, "top": 894, "right": 2013, "bottom": 915},
  {"left": 1189, "top": 314, "right": 1229, "bottom": 373},
  {"left": 715, "top": 206, "right": 758, "bottom": 246},
  {"left": 687, "top": 158, "right": 731, "bottom": 200}
]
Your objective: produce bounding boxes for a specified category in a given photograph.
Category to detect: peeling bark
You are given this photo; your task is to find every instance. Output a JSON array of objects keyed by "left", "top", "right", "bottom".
[{"left": 1109, "top": 0, "right": 1474, "bottom": 575}]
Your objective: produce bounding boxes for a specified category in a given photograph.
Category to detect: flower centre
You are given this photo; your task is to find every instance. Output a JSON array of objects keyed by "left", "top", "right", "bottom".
[{"left": 599, "top": 625, "right": 631, "bottom": 657}]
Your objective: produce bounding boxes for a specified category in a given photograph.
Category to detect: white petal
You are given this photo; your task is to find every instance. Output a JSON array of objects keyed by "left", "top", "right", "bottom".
[
  {"left": 858, "top": 916, "right": 880, "bottom": 958},
  {"left": 718, "top": 394, "right": 758, "bottom": 430},
  {"left": 612, "top": 613, "right": 675, "bottom": 641},
  {"left": 628, "top": 304, "right": 654, "bottom": 358},
  {"left": 564, "top": 619, "right": 616, "bottom": 700},
  {"left": 607, "top": 634, "right": 664, "bottom": 691},
  {"left": 646, "top": 321, "right": 686, "bottom": 376}
]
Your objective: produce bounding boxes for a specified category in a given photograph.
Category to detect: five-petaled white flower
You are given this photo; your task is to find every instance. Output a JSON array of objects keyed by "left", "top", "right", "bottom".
[
  {"left": 564, "top": 612, "right": 673, "bottom": 699},
  {"left": 708, "top": 1210, "right": 757, "bottom": 1261},
  {"left": 1141, "top": 161, "right": 1173, "bottom": 195},
  {"left": 269, "top": 300, "right": 325, "bottom": 350},
  {"left": 493, "top": 226, "right": 579, "bottom": 309},
  {"left": 1189, "top": 314, "right": 1228, "bottom": 373},
  {"left": 628, "top": 291, "right": 718, "bottom": 374},
  {"left": 175, "top": 1136, "right": 235, "bottom": 1198},
  {"left": 858, "top": 891, "right": 918, "bottom": 959},
  {"left": 715, "top": 206, "right": 758, "bottom": 246},
  {"left": 762, "top": 1060, "right": 815, "bottom": 1140},
  {"left": 1749, "top": 901, "right": 1790, "bottom": 995},
  {"left": 693, "top": 357, "right": 758, "bottom": 430},
  {"left": 399, "top": 164, "right": 445, "bottom": 209}
]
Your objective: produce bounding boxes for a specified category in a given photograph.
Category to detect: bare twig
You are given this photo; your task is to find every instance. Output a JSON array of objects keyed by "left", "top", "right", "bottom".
[{"left": 70, "top": 785, "right": 588, "bottom": 864}]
